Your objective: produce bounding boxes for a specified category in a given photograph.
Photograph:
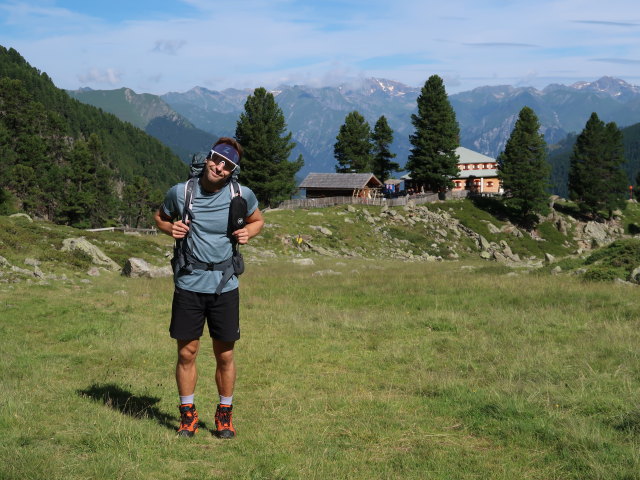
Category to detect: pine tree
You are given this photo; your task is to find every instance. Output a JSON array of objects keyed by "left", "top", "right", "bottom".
[
  {"left": 497, "top": 106, "right": 550, "bottom": 223},
  {"left": 371, "top": 115, "right": 400, "bottom": 181},
  {"left": 407, "top": 75, "right": 460, "bottom": 192},
  {"left": 122, "top": 176, "right": 162, "bottom": 228},
  {"left": 334, "top": 111, "right": 373, "bottom": 173},
  {"left": 235, "top": 87, "right": 303, "bottom": 207},
  {"left": 569, "top": 112, "right": 628, "bottom": 218}
]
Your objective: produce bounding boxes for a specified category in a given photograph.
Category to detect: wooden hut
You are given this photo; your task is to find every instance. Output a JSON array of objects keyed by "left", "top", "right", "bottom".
[{"left": 299, "top": 173, "right": 383, "bottom": 199}]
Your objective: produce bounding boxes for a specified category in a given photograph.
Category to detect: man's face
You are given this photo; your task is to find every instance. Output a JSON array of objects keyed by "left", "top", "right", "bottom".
[{"left": 204, "top": 154, "right": 236, "bottom": 183}]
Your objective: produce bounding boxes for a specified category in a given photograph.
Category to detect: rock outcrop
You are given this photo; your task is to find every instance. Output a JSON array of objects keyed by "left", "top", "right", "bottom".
[
  {"left": 122, "top": 258, "right": 172, "bottom": 278},
  {"left": 61, "top": 237, "right": 120, "bottom": 271}
]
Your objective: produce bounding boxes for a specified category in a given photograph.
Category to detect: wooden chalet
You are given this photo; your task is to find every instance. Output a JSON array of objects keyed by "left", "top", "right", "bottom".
[{"left": 299, "top": 173, "right": 383, "bottom": 199}]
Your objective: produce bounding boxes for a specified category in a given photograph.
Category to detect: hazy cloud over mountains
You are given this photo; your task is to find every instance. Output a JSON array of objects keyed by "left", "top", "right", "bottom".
[{"left": 1, "top": 0, "right": 639, "bottom": 95}]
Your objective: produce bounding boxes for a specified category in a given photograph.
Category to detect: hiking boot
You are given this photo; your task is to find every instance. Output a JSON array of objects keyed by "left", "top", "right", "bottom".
[
  {"left": 177, "top": 403, "right": 199, "bottom": 437},
  {"left": 214, "top": 404, "right": 236, "bottom": 438}
]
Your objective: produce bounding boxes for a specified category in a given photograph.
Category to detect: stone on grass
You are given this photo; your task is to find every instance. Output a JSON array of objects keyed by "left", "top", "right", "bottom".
[
  {"left": 87, "top": 267, "right": 101, "bottom": 277},
  {"left": 312, "top": 269, "right": 342, "bottom": 277},
  {"left": 628, "top": 266, "right": 640, "bottom": 284},
  {"left": 9, "top": 213, "right": 32, "bottom": 222},
  {"left": 122, "top": 257, "right": 172, "bottom": 278},
  {"left": 61, "top": 237, "right": 120, "bottom": 271},
  {"left": 292, "top": 258, "right": 315, "bottom": 266}
]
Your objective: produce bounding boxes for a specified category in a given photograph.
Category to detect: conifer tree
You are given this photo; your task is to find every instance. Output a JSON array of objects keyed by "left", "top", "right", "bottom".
[
  {"left": 497, "top": 106, "right": 550, "bottom": 223},
  {"left": 122, "top": 176, "right": 163, "bottom": 228},
  {"left": 407, "top": 75, "right": 460, "bottom": 192},
  {"left": 59, "top": 135, "right": 116, "bottom": 228},
  {"left": 371, "top": 115, "right": 400, "bottom": 181},
  {"left": 235, "top": 87, "right": 303, "bottom": 207},
  {"left": 334, "top": 111, "right": 373, "bottom": 173},
  {"left": 569, "top": 112, "right": 628, "bottom": 218}
]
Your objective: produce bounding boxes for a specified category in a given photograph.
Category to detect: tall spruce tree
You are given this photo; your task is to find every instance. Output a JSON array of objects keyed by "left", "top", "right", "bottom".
[
  {"left": 235, "top": 87, "right": 303, "bottom": 207},
  {"left": 334, "top": 111, "right": 373, "bottom": 173},
  {"left": 497, "top": 106, "right": 550, "bottom": 223},
  {"left": 371, "top": 115, "right": 400, "bottom": 181},
  {"left": 407, "top": 75, "right": 460, "bottom": 192},
  {"left": 569, "top": 112, "right": 628, "bottom": 218}
]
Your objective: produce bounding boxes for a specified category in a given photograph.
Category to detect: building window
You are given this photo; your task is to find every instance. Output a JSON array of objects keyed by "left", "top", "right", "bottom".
[{"left": 487, "top": 181, "right": 494, "bottom": 187}]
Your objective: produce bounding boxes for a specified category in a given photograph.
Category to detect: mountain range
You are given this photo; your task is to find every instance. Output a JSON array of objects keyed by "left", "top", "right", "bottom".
[
  {"left": 66, "top": 87, "right": 215, "bottom": 162},
  {"left": 67, "top": 76, "right": 640, "bottom": 180}
]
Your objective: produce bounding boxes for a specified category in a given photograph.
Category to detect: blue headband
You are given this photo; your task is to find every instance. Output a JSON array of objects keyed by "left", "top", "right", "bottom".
[{"left": 209, "top": 143, "right": 240, "bottom": 167}]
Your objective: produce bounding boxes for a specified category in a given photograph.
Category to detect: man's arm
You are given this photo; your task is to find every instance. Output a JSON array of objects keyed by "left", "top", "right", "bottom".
[
  {"left": 154, "top": 208, "right": 190, "bottom": 239},
  {"left": 232, "top": 208, "right": 264, "bottom": 245}
]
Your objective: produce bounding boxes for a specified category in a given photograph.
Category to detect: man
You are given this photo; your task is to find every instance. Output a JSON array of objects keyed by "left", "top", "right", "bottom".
[{"left": 154, "top": 137, "right": 264, "bottom": 438}]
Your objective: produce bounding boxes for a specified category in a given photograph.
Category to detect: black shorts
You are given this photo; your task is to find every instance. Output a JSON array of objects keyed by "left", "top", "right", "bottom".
[{"left": 170, "top": 287, "right": 240, "bottom": 341}]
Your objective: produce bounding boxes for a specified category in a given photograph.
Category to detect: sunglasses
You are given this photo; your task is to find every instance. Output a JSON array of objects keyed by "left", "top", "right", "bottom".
[{"left": 207, "top": 153, "right": 238, "bottom": 173}]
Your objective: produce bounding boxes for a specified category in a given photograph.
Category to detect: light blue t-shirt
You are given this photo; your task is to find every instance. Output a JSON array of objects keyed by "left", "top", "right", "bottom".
[{"left": 162, "top": 179, "right": 258, "bottom": 294}]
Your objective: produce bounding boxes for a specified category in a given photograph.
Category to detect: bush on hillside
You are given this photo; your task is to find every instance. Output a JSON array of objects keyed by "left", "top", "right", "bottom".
[
  {"left": 583, "top": 266, "right": 624, "bottom": 282},
  {"left": 0, "top": 188, "right": 17, "bottom": 215},
  {"left": 585, "top": 239, "right": 640, "bottom": 269},
  {"left": 579, "top": 239, "right": 640, "bottom": 282}
]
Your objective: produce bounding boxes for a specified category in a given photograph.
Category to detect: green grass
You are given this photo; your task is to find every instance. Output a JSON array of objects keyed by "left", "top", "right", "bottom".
[
  {"left": 0, "top": 215, "right": 173, "bottom": 276},
  {"left": 2, "top": 257, "right": 640, "bottom": 479},
  {"left": 621, "top": 202, "right": 640, "bottom": 235}
]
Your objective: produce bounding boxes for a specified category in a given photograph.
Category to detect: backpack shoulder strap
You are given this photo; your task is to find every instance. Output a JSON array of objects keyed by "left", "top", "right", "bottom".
[
  {"left": 183, "top": 178, "right": 197, "bottom": 223},
  {"left": 229, "top": 178, "right": 242, "bottom": 198}
]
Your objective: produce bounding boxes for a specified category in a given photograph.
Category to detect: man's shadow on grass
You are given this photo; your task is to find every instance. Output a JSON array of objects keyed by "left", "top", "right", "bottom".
[{"left": 77, "top": 383, "right": 213, "bottom": 434}]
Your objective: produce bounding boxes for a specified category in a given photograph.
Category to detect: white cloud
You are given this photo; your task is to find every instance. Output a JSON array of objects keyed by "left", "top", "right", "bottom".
[
  {"left": 152, "top": 39, "right": 187, "bottom": 56},
  {"left": 77, "top": 68, "right": 122, "bottom": 86},
  {"left": 1, "top": 0, "right": 639, "bottom": 94}
]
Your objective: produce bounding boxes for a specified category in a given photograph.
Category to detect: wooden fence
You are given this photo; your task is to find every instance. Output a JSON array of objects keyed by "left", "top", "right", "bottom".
[
  {"left": 277, "top": 191, "right": 469, "bottom": 210},
  {"left": 85, "top": 227, "right": 158, "bottom": 235}
]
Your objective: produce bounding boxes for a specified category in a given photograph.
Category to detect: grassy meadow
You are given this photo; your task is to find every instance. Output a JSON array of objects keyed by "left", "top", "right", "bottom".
[{"left": 2, "top": 254, "right": 640, "bottom": 479}]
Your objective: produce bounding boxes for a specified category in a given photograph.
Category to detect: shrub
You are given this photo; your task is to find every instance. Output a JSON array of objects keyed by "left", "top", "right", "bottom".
[
  {"left": 583, "top": 266, "right": 623, "bottom": 282},
  {"left": 585, "top": 239, "right": 640, "bottom": 270}
]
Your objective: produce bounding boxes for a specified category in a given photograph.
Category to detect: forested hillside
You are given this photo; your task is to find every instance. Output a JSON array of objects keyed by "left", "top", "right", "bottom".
[
  {"left": 0, "top": 46, "right": 187, "bottom": 227},
  {"left": 547, "top": 122, "right": 640, "bottom": 198},
  {"left": 67, "top": 87, "right": 215, "bottom": 162}
]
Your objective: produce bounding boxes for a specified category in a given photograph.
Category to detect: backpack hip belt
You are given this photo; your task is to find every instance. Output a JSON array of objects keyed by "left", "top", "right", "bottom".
[
  {"left": 187, "top": 255, "right": 235, "bottom": 296},
  {"left": 188, "top": 258, "right": 232, "bottom": 271}
]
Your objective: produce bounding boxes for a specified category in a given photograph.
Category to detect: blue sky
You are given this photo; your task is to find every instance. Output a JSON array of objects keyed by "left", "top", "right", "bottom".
[{"left": 1, "top": 0, "right": 639, "bottom": 95}]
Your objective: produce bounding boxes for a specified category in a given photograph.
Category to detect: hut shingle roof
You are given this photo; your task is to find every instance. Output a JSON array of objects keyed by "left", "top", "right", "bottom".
[{"left": 299, "top": 173, "right": 383, "bottom": 189}]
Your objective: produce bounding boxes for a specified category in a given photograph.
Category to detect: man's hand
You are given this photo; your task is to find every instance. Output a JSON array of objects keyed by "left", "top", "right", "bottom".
[
  {"left": 232, "top": 228, "right": 250, "bottom": 245},
  {"left": 233, "top": 208, "right": 264, "bottom": 245},
  {"left": 154, "top": 208, "right": 189, "bottom": 239},
  {"left": 171, "top": 220, "right": 190, "bottom": 239}
]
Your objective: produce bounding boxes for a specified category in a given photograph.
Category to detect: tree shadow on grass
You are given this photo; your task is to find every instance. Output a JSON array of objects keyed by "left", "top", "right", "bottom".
[
  {"left": 469, "top": 195, "right": 552, "bottom": 230},
  {"left": 77, "top": 383, "right": 212, "bottom": 433},
  {"left": 551, "top": 201, "right": 595, "bottom": 223},
  {"left": 469, "top": 195, "right": 524, "bottom": 225}
]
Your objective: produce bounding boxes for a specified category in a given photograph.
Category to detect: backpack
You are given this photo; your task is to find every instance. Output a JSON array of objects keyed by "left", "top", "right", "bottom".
[{"left": 171, "top": 153, "right": 247, "bottom": 294}]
